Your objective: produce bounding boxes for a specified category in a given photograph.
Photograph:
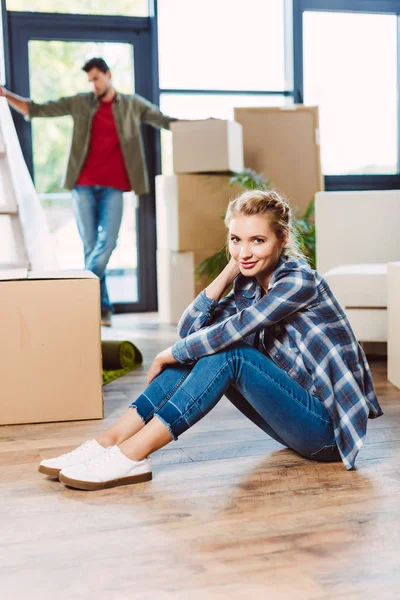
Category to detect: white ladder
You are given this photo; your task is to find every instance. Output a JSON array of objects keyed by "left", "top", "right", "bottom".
[{"left": 0, "top": 98, "right": 59, "bottom": 271}]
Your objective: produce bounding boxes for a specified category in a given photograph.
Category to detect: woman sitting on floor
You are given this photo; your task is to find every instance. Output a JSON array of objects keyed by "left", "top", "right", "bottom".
[{"left": 39, "top": 189, "right": 383, "bottom": 490}]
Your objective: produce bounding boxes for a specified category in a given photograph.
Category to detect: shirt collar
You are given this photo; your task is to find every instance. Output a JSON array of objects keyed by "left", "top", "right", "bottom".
[
  {"left": 91, "top": 90, "right": 120, "bottom": 106},
  {"left": 234, "top": 253, "right": 289, "bottom": 300}
]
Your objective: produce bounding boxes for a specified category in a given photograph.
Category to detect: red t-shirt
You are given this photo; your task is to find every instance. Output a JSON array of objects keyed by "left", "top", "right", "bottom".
[{"left": 77, "top": 100, "right": 131, "bottom": 191}]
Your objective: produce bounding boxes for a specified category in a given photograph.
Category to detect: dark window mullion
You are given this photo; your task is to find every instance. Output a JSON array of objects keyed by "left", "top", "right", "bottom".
[
  {"left": 159, "top": 89, "right": 293, "bottom": 96},
  {"left": 397, "top": 14, "right": 400, "bottom": 174},
  {"left": 298, "top": 0, "right": 400, "bottom": 14}
]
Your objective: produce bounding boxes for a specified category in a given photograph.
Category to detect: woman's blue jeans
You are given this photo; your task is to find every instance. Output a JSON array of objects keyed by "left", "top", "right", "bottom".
[
  {"left": 130, "top": 344, "right": 341, "bottom": 463},
  {"left": 72, "top": 185, "right": 124, "bottom": 312}
]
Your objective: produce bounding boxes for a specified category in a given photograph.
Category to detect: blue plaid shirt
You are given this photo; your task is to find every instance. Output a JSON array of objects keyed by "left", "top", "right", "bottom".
[{"left": 171, "top": 255, "right": 383, "bottom": 470}]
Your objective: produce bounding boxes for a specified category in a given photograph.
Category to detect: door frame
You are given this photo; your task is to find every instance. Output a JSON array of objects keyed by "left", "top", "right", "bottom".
[{"left": 7, "top": 10, "right": 159, "bottom": 311}]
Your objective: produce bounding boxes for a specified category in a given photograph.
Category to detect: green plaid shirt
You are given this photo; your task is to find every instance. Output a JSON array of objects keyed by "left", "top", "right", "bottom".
[{"left": 28, "top": 91, "right": 176, "bottom": 194}]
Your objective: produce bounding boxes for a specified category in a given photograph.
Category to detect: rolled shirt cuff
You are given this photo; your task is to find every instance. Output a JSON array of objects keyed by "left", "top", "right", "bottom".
[
  {"left": 171, "top": 339, "right": 193, "bottom": 364},
  {"left": 194, "top": 290, "right": 218, "bottom": 313}
]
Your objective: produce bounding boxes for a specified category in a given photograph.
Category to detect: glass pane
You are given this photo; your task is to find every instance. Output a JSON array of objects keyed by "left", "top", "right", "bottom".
[
  {"left": 29, "top": 41, "right": 138, "bottom": 304},
  {"left": 303, "top": 11, "right": 397, "bottom": 175},
  {"left": 158, "top": 0, "right": 286, "bottom": 91},
  {"left": 7, "top": 0, "right": 148, "bottom": 16},
  {"left": 29, "top": 41, "right": 134, "bottom": 193},
  {"left": 160, "top": 93, "right": 289, "bottom": 174}
]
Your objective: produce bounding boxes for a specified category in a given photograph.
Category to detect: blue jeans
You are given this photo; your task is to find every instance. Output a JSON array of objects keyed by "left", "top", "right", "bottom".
[
  {"left": 72, "top": 185, "right": 124, "bottom": 312},
  {"left": 130, "top": 344, "right": 341, "bottom": 463}
]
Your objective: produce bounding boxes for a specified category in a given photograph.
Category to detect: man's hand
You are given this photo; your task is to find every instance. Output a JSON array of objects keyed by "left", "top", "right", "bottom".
[
  {"left": 0, "top": 88, "right": 29, "bottom": 115},
  {"left": 146, "top": 346, "right": 179, "bottom": 385}
]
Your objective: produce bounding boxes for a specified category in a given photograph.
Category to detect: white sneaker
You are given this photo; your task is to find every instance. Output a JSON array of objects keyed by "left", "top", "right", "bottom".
[
  {"left": 59, "top": 446, "right": 152, "bottom": 491},
  {"left": 38, "top": 440, "right": 106, "bottom": 477}
]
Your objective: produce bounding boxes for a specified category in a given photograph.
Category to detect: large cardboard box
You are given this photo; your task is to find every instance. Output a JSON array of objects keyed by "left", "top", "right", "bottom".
[
  {"left": 0, "top": 269, "right": 103, "bottom": 425},
  {"left": 234, "top": 106, "right": 324, "bottom": 216},
  {"left": 171, "top": 119, "right": 244, "bottom": 174},
  {"left": 156, "top": 174, "right": 241, "bottom": 253},
  {"left": 157, "top": 249, "right": 215, "bottom": 324}
]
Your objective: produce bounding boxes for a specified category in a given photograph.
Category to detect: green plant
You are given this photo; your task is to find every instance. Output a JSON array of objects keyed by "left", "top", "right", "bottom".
[
  {"left": 195, "top": 169, "right": 316, "bottom": 283},
  {"left": 294, "top": 197, "right": 316, "bottom": 269},
  {"left": 229, "top": 168, "right": 271, "bottom": 191}
]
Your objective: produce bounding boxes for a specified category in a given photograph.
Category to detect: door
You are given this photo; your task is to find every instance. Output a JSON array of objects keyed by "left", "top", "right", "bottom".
[{"left": 8, "top": 12, "right": 158, "bottom": 311}]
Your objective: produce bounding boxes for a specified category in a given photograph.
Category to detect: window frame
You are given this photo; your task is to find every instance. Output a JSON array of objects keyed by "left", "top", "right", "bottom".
[
  {"left": 293, "top": 0, "right": 400, "bottom": 190},
  {"left": 5, "top": 8, "right": 160, "bottom": 312}
]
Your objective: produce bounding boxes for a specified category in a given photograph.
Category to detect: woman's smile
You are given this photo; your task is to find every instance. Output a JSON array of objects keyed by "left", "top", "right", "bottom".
[{"left": 240, "top": 260, "right": 259, "bottom": 270}]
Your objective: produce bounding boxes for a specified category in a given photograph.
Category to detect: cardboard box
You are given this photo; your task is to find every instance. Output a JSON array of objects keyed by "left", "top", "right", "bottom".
[
  {"left": 156, "top": 174, "right": 241, "bottom": 252},
  {"left": 157, "top": 249, "right": 218, "bottom": 324},
  {"left": 234, "top": 106, "right": 324, "bottom": 216},
  {"left": 0, "top": 269, "right": 103, "bottom": 425},
  {"left": 171, "top": 119, "right": 244, "bottom": 174}
]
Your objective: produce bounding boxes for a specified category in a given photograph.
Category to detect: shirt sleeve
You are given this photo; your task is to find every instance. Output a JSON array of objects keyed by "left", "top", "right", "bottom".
[
  {"left": 27, "top": 96, "right": 75, "bottom": 120},
  {"left": 171, "top": 266, "right": 318, "bottom": 363},
  {"left": 135, "top": 94, "right": 177, "bottom": 129},
  {"left": 177, "top": 290, "right": 237, "bottom": 339}
]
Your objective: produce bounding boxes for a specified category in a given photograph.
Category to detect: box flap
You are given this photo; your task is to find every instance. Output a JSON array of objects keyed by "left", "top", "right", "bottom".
[
  {"left": 27, "top": 270, "right": 99, "bottom": 281},
  {"left": 0, "top": 268, "right": 29, "bottom": 281}
]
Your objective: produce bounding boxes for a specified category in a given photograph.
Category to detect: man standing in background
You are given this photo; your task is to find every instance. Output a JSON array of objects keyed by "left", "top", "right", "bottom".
[{"left": 0, "top": 57, "right": 177, "bottom": 326}]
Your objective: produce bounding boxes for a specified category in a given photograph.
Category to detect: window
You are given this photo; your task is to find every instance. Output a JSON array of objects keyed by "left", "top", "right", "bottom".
[
  {"left": 29, "top": 40, "right": 134, "bottom": 193},
  {"left": 158, "top": 0, "right": 286, "bottom": 91},
  {"left": 29, "top": 40, "right": 138, "bottom": 303},
  {"left": 6, "top": 0, "right": 148, "bottom": 16},
  {"left": 303, "top": 10, "right": 397, "bottom": 176},
  {"left": 158, "top": 0, "right": 289, "bottom": 174}
]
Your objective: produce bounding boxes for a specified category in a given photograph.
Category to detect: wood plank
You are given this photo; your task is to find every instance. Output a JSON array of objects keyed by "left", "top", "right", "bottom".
[{"left": 0, "top": 316, "right": 399, "bottom": 600}]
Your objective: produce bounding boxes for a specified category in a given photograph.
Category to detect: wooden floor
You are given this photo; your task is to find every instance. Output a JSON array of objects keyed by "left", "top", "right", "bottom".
[{"left": 1, "top": 313, "right": 400, "bottom": 600}]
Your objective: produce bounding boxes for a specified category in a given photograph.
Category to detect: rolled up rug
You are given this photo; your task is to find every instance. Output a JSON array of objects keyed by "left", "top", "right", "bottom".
[{"left": 102, "top": 340, "right": 143, "bottom": 385}]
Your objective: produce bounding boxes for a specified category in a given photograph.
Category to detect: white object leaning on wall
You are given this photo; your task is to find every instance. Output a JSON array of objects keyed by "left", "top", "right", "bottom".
[
  {"left": 315, "top": 189, "right": 400, "bottom": 343},
  {"left": 0, "top": 97, "right": 59, "bottom": 271}
]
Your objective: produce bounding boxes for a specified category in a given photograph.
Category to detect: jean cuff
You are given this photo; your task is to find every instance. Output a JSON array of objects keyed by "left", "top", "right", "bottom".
[
  {"left": 129, "top": 403, "right": 150, "bottom": 425},
  {"left": 154, "top": 413, "right": 178, "bottom": 441}
]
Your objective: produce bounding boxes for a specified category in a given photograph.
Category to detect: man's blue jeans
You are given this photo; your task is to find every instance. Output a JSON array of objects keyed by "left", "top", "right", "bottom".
[
  {"left": 72, "top": 185, "right": 123, "bottom": 312},
  {"left": 130, "top": 344, "right": 341, "bottom": 463}
]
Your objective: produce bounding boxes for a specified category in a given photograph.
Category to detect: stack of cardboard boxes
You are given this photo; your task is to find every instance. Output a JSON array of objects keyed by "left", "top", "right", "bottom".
[
  {"left": 155, "top": 106, "right": 324, "bottom": 324},
  {"left": 156, "top": 119, "right": 244, "bottom": 323}
]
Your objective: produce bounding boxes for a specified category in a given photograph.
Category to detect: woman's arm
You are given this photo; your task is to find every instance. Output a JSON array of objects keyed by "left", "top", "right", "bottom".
[
  {"left": 146, "top": 346, "right": 178, "bottom": 384},
  {"left": 177, "top": 258, "right": 240, "bottom": 338},
  {"left": 204, "top": 257, "right": 240, "bottom": 301},
  {"left": 172, "top": 265, "right": 318, "bottom": 363}
]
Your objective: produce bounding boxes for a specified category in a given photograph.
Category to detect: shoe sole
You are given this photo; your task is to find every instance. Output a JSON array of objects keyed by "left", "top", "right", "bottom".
[
  {"left": 38, "top": 465, "right": 61, "bottom": 477},
  {"left": 101, "top": 321, "right": 112, "bottom": 327},
  {"left": 59, "top": 471, "right": 152, "bottom": 490}
]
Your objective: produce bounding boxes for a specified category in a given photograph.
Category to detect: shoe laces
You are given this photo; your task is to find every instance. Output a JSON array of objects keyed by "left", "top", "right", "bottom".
[
  {"left": 85, "top": 446, "right": 117, "bottom": 469},
  {"left": 59, "top": 440, "right": 94, "bottom": 459}
]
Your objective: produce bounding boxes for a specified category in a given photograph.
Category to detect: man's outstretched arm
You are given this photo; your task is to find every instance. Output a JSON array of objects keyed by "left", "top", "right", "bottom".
[{"left": 0, "top": 86, "right": 29, "bottom": 116}]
